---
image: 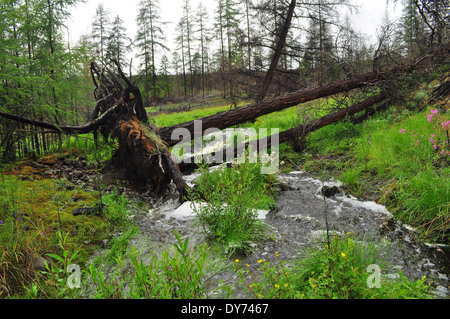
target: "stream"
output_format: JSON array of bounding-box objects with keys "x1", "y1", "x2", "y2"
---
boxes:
[{"x1": 101, "y1": 168, "x2": 450, "y2": 299}]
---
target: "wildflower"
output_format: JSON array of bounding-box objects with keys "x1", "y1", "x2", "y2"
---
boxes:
[
  {"x1": 235, "y1": 259, "x2": 239, "y2": 263},
  {"x1": 431, "y1": 109, "x2": 439, "y2": 114},
  {"x1": 275, "y1": 252, "x2": 279, "y2": 257},
  {"x1": 341, "y1": 252, "x2": 346, "y2": 258},
  {"x1": 275, "y1": 284, "x2": 280, "y2": 289},
  {"x1": 0, "y1": 221, "x2": 3, "y2": 225},
  {"x1": 284, "y1": 283, "x2": 288, "y2": 288},
  {"x1": 246, "y1": 264, "x2": 250, "y2": 267},
  {"x1": 442, "y1": 120, "x2": 450, "y2": 131},
  {"x1": 433, "y1": 145, "x2": 438, "y2": 150},
  {"x1": 257, "y1": 259, "x2": 263, "y2": 263},
  {"x1": 399, "y1": 129, "x2": 405, "y2": 134}
]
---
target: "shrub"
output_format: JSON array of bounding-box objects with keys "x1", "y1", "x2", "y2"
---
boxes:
[{"x1": 191, "y1": 162, "x2": 275, "y2": 254}]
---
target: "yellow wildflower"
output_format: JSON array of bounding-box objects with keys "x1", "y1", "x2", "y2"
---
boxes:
[
  {"x1": 275, "y1": 284, "x2": 280, "y2": 289},
  {"x1": 341, "y1": 253, "x2": 346, "y2": 258},
  {"x1": 235, "y1": 259, "x2": 239, "y2": 263},
  {"x1": 284, "y1": 283, "x2": 288, "y2": 288}
]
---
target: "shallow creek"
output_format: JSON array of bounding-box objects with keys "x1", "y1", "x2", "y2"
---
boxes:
[{"x1": 103, "y1": 169, "x2": 449, "y2": 299}]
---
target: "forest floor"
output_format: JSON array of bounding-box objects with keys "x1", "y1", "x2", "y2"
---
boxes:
[{"x1": 1, "y1": 69, "x2": 449, "y2": 299}]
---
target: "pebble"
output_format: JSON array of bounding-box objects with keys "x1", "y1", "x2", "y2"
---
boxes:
[
  {"x1": 101, "y1": 239, "x2": 110, "y2": 249},
  {"x1": 34, "y1": 256, "x2": 51, "y2": 271}
]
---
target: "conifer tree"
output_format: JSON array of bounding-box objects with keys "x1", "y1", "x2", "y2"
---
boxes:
[{"x1": 136, "y1": 0, "x2": 168, "y2": 106}]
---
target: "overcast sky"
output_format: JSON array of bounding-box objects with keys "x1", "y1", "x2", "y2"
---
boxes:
[{"x1": 64, "y1": 0, "x2": 403, "y2": 67}]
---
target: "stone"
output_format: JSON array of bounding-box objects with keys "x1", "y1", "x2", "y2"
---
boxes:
[
  {"x1": 321, "y1": 185, "x2": 341, "y2": 197},
  {"x1": 72, "y1": 207, "x2": 94, "y2": 216},
  {"x1": 34, "y1": 256, "x2": 51, "y2": 271},
  {"x1": 100, "y1": 239, "x2": 110, "y2": 249}
]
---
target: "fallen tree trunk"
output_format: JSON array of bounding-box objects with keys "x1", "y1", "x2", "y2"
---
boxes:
[
  {"x1": 113, "y1": 114, "x2": 187, "y2": 200},
  {"x1": 178, "y1": 93, "x2": 387, "y2": 174},
  {"x1": 0, "y1": 55, "x2": 432, "y2": 199},
  {"x1": 160, "y1": 72, "x2": 381, "y2": 146},
  {"x1": 159, "y1": 56, "x2": 432, "y2": 146}
]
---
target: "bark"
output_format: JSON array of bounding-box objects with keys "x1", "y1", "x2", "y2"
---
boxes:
[
  {"x1": 160, "y1": 71, "x2": 380, "y2": 145},
  {"x1": 113, "y1": 115, "x2": 187, "y2": 201},
  {"x1": 160, "y1": 55, "x2": 433, "y2": 146},
  {"x1": 256, "y1": 0, "x2": 296, "y2": 102}
]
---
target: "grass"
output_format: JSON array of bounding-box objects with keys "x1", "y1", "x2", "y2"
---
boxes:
[
  {"x1": 305, "y1": 106, "x2": 449, "y2": 243},
  {"x1": 1, "y1": 70, "x2": 447, "y2": 298},
  {"x1": 236, "y1": 233, "x2": 432, "y2": 299},
  {"x1": 153, "y1": 86, "x2": 449, "y2": 243},
  {"x1": 0, "y1": 154, "x2": 131, "y2": 298}
]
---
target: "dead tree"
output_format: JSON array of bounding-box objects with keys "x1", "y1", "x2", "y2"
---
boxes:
[
  {"x1": 178, "y1": 93, "x2": 387, "y2": 174},
  {"x1": 256, "y1": 0, "x2": 297, "y2": 103},
  {"x1": 0, "y1": 55, "x2": 436, "y2": 201}
]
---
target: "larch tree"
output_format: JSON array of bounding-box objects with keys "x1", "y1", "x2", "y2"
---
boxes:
[
  {"x1": 135, "y1": 0, "x2": 167, "y2": 106},
  {"x1": 91, "y1": 3, "x2": 111, "y2": 66},
  {"x1": 194, "y1": 1, "x2": 210, "y2": 98},
  {"x1": 106, "y1": 15, "x2": 131, "y2": 68}
]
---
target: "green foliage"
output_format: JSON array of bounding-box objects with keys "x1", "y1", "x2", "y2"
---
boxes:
[
  {"x1": 237, "y1": 234, "x2": 433, "y2": 299},
  {"x1": 25, "y1": 231, "x2": 82, "y2": 299},
  {"x1": 62, "y1": 134, "x2": 118, "y2": 164},
  {"x1": 0, "y1": 168, "x2": 131, "y2": 298},
  {"x1": 306, "y1": 102, "x2": 449, "y2": 243},
  {"x1": 87, "y1": 230, "x2": 231, "y2": 299},
  {"x1": 191, "y1": 162, "x2": 276, "y2": 254}
]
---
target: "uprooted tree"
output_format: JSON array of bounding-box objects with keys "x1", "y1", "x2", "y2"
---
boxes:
[{"x1": 0, "y1": 53, "x2": 442, "y2": 202}]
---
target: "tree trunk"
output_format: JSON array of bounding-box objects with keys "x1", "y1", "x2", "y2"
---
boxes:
[
  {"x1": 178, "y1": 93, "x2": 387, "y2": 174},
  {"x1": 256, "y1": 0, "x2": 296, "y2": 102},
  {"x1": 160, "y1": 70, "x2": 380, "y2": 145}
]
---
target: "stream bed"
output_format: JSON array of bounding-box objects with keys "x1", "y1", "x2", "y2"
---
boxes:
[{"x1": 106, "y1": 169, "x2": 450, "y2": 299}]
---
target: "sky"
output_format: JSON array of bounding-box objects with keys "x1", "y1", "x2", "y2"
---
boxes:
[{"x1": 64, "y1": 0, "x2": 403, "y2": 67}]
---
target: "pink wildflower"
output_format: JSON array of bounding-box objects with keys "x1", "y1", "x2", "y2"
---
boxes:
[
  {"x1": 431, "y1": 109, "x2": 439, "y2": 114},
  {"x1": 442, "y1": 121, "x2": 450, "y2": 131},
  {"x1": 399, "y1": 129, "x2": 405, "y2": 134}
]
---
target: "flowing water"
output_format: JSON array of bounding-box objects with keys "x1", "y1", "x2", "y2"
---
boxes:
[{"x1": 107, "y1": 168, "x2": 449, "y2": 299}]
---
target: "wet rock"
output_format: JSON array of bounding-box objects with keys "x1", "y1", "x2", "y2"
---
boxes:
[
  {"x1": 34, "y1": 256, "x2": 51, "y2": 271},
  {"x1": 72, "y1": 203, "x2": 107, "y2": 216},
  {"x1": 321, "y1": 185, "x2": 341, "y2": 197},
  {"x1": 434, "y1": 285, "x2": 448, "y2": 298},
  {"x1": 100, "y1": 239, "x2": 110, "y2": 249},
  {"x1": 72, "y1": 207, "x2": 94, "y2": 216}
]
